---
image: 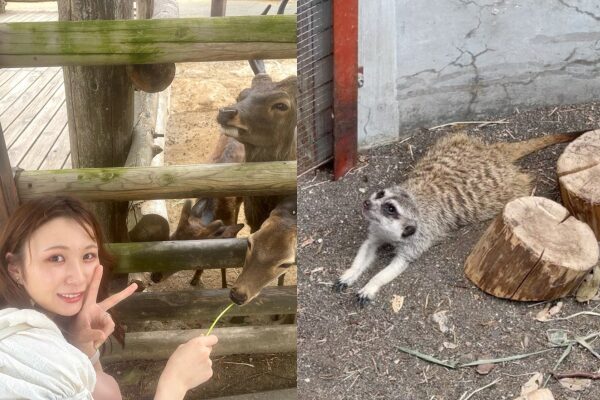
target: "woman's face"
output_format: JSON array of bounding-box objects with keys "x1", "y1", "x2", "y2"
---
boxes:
[{"x1": 12, "y1": 217, "x2": 99, "y2": 316}]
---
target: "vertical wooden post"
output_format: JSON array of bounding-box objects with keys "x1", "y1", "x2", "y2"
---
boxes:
[
  {"x1": 211, "y1": 0, "x2": 226, "y2": 17},
  {"x1": 0, "y1": 124, "x2": 19, "y2": 226},
  {"x1": 57, "y1": 0, "x2": 134, "y2": 242},
  {"x1": 332, "y1": 0, "x2": 358, "y2": 179}
]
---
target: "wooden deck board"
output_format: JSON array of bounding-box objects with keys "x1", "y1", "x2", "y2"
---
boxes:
[
  {"x1": 0, "y1": 67, "x2": 49, "y2": 115},
  {"x1": 0, "y1": 69, "x2": 20, "y2": 88},
  {"x1": 2, "y1": 72, "x2": 63, "y2": 149},
  {"x1": 39, "y1": 124, "x2": 70, "y2": 170},
  {"x1": 8, "y1": 82, "x2": 65, "y2": 167},
  {"x1": 0, "y1": 67, "x2": 60, "y2": 119},
  {"x1": 18, "y1": 100, "x2": 67, "y2": 170},
  {"x1": 0, "y1": 69, "x2": 32, "y2": 100}
]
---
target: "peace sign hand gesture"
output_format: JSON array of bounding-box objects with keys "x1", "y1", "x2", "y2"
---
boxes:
[{"x1": 67, "y1": 264, "x2": 137, "y2": 358}]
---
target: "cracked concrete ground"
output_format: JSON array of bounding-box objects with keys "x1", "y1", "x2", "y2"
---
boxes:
[{"x1": 298, "y1": 102, "x2": 600, "y2": 399}]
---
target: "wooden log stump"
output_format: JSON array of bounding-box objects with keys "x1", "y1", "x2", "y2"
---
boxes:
[
  {"x1": 464, "y1": 197, "x2": 599, "y2": 301},
  {"x1": 557, "y1": 129, "x2": 600, "y2": 240}
]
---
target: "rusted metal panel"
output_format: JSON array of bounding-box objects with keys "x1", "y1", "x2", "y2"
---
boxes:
[{"x1": 332, "y1": 0, "x2": 358, "y2": 179}]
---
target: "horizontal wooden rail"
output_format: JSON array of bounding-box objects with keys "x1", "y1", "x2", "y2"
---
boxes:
[
  {"x1": 211, "y1": 389, "x2": 296, "y2": 400},
  {"x1": 0, "y1": 16, "x2": 297, "y2": 67},
  {"x1": 115, "y1": 286, "x2": 297, "y2": 322},
  {"x1": 102, "y1": 325, "x2": 296, "y2": 362},
  {"x1": 108, "y1": 238, "x2": 247, "y2": 274},
  {"x1": 15, "y1": 161, "x2": 297, "y2": 202}
]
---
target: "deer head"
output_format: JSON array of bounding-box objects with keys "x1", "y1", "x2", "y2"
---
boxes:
[
  {"x1": 217, "y1": 74, "x2": 297, "y2": 163},
  {"x1": 230, "y1": 197, "x2": 296, "y2": 305}
]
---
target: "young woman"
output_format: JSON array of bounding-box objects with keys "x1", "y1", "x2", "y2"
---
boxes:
[{"x1": 0, "y1": 196, "x2": 217, "y2": 399}]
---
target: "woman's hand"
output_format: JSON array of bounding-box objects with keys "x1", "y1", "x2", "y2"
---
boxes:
[
  {"x1": 155, "y1": 335, "x2": 218, "y2": 400},
  {"x1": 68, "y1": 265, "x2": 137, "y2": 357}
]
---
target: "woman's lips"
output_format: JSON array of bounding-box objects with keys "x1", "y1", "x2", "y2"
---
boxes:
[{"x1": 57, "y1": 292, "x2": 84, "y2": 303}]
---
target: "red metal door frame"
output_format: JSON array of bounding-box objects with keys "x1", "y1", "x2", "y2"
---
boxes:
[{"x1": 332, "y1": 0, "x2": 358, "y2": 179}]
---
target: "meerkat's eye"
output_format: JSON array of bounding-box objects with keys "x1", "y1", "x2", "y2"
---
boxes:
[
  {"x1": 375, "y1": 190, "x2": 385, "y2": 199},
  {"x1": 384, "y1": 203, "x2": 396, "y2": 215},
  {"x1": 402, "y1": 225, "x2": 417, "y2": 237},
  {"x1": 272, "y1": 102, "x2": 289, "y2": 111}
]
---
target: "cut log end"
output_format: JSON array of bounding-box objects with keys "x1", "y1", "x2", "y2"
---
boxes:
[
  {"x1": 557, "y1": 129, "x2": 600, "y2": 240},
  {"x1": 126, "y1": 63, "x2": 176, "y2": 93},
  {"x1": 465, "y1": 196, "x2": 599, "y2": 301}
]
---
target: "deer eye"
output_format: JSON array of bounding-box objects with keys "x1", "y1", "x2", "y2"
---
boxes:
[
  {"x1": 272, "y1": 102, "x2": 289, "y2": 111},
  {"x1": 279, "y1": 262, "x2": 295, "y2": 269}
]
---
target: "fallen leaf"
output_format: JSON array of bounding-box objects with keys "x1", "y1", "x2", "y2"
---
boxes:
[
  {"x1": 521, "y1": 372, "x2": 543, "y2": 395},
  {"x1": 300, "y1": 237, "x2": 315, "y2": 248},
  {"x1": 558, "y1": 377, "x2": 592, "y2": 392},
  {"x1": 442, "y1": 341, "x2": 457, "y2": 349},
  {"x1": 576, "y1": 265, "x2": 600, "y2": 302},
  {"x1": 514, "y1": 388, "x2": 555, "y2": 400},
  {"x1": 535, "y1": 302, "x2": 563, "y2": 322},
  {"x1": 546, "y1": 329, "x2": 569, "y2": 347},
  {"x1": 476, "y1": 363, "x2": 495, "y2": 375},
  {"x1": 431, "y1": 310, "x2": 451, "y2": 333},
  {"x1": 391, "y1": 295, "x2": 405, "y2": 313}
]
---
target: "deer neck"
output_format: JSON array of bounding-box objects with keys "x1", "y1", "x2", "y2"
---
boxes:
[{"x1": 244, "y1": 131, "x2": 297, "y2": 162}]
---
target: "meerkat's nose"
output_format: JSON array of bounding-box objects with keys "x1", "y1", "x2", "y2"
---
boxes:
[{"x1": 363, "y1": 200, "x2": 371, "y2": 210}]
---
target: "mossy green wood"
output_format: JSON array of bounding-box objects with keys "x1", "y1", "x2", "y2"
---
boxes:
[
  {"x1": 15, "y1": 161, "x2": 297, "y2": 201},
  {"x1": 0, "y1": 15, "x2": 297, "y2": 67},
  {"x1": 114, "y1": 286, "x2": 297, "y2": 322},
  {"x1": 108, "y1": 238, "x2": 247, "y2": 274}
]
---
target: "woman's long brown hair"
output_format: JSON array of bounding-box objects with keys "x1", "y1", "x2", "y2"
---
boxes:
[{"x1": 0, "y1": 196, "x2": 115, "y2": 333}]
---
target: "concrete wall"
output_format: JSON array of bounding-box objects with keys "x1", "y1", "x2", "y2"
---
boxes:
[{"x1": 358, "y1": 0, "x2": 600, "y2": 148}]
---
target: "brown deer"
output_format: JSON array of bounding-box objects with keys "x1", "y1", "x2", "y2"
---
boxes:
[
  {"x1": 229, "y1": 196, "x2": 297, "y2": 305},
  {"x1": 217, "y1": 73, "x2": 297, "y2": 233},
  {"x1": 150, "y1": 199, "x2": 244, "y2": 285}
]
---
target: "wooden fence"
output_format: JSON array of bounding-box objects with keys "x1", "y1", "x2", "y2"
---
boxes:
[{"x1": 0, "y1": 2, "x2": 297, "y2": 368}]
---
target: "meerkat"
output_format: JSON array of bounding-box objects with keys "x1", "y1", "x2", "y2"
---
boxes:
[{"x1": 333, "y1": 131, "x2": 587, "y2": 307}]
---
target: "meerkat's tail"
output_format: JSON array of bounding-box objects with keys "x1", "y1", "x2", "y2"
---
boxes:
[{"x1": 498, "y1": 129, "x2": 592, "y2": 161}]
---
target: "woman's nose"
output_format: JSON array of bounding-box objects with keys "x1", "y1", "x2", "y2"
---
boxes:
[{"x1": 65, "y1": 260, "x2": 86, "y2": 284}]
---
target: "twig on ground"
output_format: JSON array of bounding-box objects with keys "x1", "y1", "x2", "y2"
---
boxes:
[
  {"x1": 552, "y1": 371, "x2": 600, "y2": 380},
  {"x1": 460, "y1": 348, "x2": 555, "y2": 367},
  {"x1": 395, "y1": 345, "x2": 458, "y2": 369},
  {"x1": 301, "y1": 180, "x2": 328, "y2": 191},
  {"x1": 458, "y1": 378, "x2": 501, "y2": 400},
  {"x1": 544, "y1": 311, "x2": 600, "y2": 322},
  {"x1": 428, "y1": 120, "x2": 508, "y2": 130}
]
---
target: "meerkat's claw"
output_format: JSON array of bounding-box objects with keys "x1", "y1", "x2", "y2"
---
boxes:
[
  {"x1": 332, "y1": 280, "x2": 348, "y2": 293},
  {"x1": 356, "y1": 293, "x2": 371, "y2": 308}
]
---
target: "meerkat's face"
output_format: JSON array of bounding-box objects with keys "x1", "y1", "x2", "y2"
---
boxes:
[{"x1": 362, "y1": 188, "x2": 418, "y2": 241}]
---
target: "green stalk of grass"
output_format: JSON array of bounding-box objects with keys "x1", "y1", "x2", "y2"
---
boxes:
[{"x1": 206, "y1": 302, "x2": 235, "y2": 336}]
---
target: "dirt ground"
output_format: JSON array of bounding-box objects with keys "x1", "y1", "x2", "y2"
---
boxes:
[
  {"x1": 297, "y1": 103, "x2": 600, "y2": 400},
  {"x1": 107, "y1": 58, "x2": 297, "y2": 399}
]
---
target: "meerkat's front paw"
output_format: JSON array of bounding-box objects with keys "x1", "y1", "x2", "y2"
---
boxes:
[
  {"x1": 332, "y1": 279, "x2": 348, "y2": 292},
  {"x1": 356, "y1": 286, "x2": 378, "y2": 307}
]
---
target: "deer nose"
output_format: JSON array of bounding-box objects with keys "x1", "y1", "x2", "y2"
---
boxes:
[
  {"x1": 230, "y1": 288, "x2": 248, "y2": 305},
  {"x1": 217, "y1": 108, "x2": 238, "y2": 124},
  {"x1": 363, "y1": 200, "x2": 371, "y2": 210}
]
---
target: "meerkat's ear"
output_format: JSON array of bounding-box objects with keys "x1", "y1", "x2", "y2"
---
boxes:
[{"x1": 402, "y1": 225, "x2": 417, "y2": 238}]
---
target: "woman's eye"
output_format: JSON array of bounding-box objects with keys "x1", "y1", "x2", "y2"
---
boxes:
[
  {"x1": 83, "y1": 253, "x2": 97, "y2": 262},
  {"x1": 49, "y1": 255, "x2": 65, "y2": 263},
  {"x1": 272, "y1": 102, "x2": 289, "y2": 111}
]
